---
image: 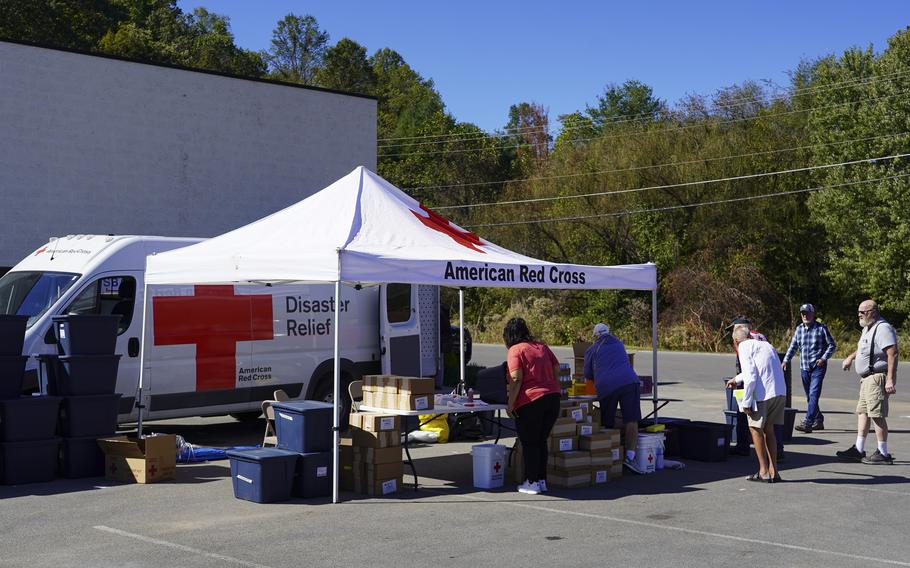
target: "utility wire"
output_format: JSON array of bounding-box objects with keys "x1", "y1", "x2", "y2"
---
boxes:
[
  {"x1": 377, "y1": 88, "x2": 910, "y2": 158},
  {"x1": 465, "y1": 173, "x2": 910, "y2": 228},
  {"x1": 435, "y1": 152, "x2": 910, "y2": 211},
  {"x1": 405, "y1": 131, "x2": 908, "y2": 192},
  {"x1": 377, "y1": 69, "x2": 910, "y2": 148}
]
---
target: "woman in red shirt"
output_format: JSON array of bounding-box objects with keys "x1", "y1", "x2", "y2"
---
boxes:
[{"x1": 504, "y1": 317, "x2": 561, "y2": 495}]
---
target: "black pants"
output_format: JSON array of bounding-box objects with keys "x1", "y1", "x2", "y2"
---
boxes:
[{"x1": 515, "y1": 393, "x2": 561, "y2": 483}]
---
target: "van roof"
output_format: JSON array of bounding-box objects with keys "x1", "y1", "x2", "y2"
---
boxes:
[{"x1": 9, "y1": 235, "x2": 203, "y2": 275}]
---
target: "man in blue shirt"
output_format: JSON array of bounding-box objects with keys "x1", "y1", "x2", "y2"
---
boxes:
[
  {"x1": 583, "y1": 323, "x2": 643, "y2": 473},
  {"x1": 782, "y1": 304, "x2": 836, "y2": 433}
]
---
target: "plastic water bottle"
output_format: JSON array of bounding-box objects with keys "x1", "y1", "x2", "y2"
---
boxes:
[
  {"x1": 655, "y1": 444, "x2": 665, "y2": 470},
  {"x1": 467, "y1": 388, "x2": 475, "y2": 405}
]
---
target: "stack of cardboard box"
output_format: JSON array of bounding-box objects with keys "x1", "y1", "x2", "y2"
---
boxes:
[
  {"x1": 343, "y1": 411, "x2": 403, "y2": 496},
  {"x1": 361, "y1": 375, "x2": 435, "y2": 412},
  {"x1": 580, "y1": 428, "x2": 623, "y2": 484}
]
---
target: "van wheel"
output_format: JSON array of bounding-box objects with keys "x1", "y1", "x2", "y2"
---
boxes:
[
  {"x1": 230, "y1": 412, "x2": 262, "y2": 422},
  {"x1": 312, "y1": 375, "x2": 352, "y2": 428}
]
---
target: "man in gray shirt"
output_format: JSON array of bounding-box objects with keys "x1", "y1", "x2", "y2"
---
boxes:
[{"x1": 837, "y1": 300, "x2": 898, "y2": 464}]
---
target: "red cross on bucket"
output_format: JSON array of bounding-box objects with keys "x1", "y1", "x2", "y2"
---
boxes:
[
  {"x1": 493, "y1": 461, "x2": 501, "y2": 473},
  {"x1": 647, "y1": 453, "x2": 654, "y2": 463},
  {"x1": 153, "y1": 285, "x2": 274, "y2": 391}
]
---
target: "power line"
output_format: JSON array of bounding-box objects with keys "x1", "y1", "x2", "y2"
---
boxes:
[
  {"x1": 465, "y1": 172, "x2": 910, "y2": 228},
  {"x1": 376, "y1": 69, "x2": 910, "y2": 148},
  {"x1": 434, "y1": 152, "x2": 910, "y2": 211},
  {"x1": 405, "y1": 131, "x2": 908, "y2": 192},
  {"x1": 377, "y1": 88, "x2": 910, "y2": 159}
]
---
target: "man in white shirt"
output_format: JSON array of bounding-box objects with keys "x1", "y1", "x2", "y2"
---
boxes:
[{"x1": 732, "y1": 326, "x2": 787, "y2": 482}]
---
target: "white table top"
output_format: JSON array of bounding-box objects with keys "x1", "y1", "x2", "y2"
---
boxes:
[{"x1": 359, "y1": 402, "x2": 507, "y2": 417}]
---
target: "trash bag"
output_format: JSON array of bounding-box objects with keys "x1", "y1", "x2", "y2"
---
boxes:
[{"x1": 418, "y1": 414, "x2": 449, "y2": 443}]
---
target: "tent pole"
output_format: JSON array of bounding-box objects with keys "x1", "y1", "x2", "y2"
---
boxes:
[
  {"x1": 651, "y1": 288, "x2": 658, "y2": 423},
  {"x1": 332, "y1": 257, "x2": 341, "y2": 504},
  {"x1": 458, "y1": 288, "x2": 465, "y2": 395},
  {"x1": 136, "y1": 280, "x2": 150, "y2": 438}
]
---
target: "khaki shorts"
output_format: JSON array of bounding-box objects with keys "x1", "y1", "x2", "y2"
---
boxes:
[
  {"x1": 857, "y1": 373, "x2": 889, "y2": 418},
  {"x1": 747, "y1": 395, "x2": 785, "y2": 429}
]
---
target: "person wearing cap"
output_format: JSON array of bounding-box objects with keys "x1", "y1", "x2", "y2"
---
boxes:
[
  {"x1": 782, "y1": 304, "x2": 836, "y2": 433},
  {"x1": 837, "y1": 300, "x2": 898, "y2": 465},
  {"x1": 732, "y1": 326, "x2": 786, "y2": 482},
  {"x1": 583, "y1": 323, "x2": 644, "y2": 473}
]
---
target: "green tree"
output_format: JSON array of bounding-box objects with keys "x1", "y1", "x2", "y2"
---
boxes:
[
  {"x1": 263, "y1": 14, "x2": 328, "y2": 84},
  {"x1": 315, "y1": 38, "x2": 376, "y2": 95},
  {"x1": 0, "y1": 0, "x2": 122, "y2": 50}
]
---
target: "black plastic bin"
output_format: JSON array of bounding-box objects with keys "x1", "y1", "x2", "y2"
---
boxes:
[
  {"x1": 0, "y1": 355, "x2": 27, "y2": 399},
  {"x1": 0, "y1": 396, "x2": 62, "y2": 441},
  {"x1": 782, "y1": 407, "x2": 797, "y2": 443},
  {"x1": 39, "y1": 354, "x2": 121, "y2": 396},
  {"x1": 60, "y1": 436, "x2": 106, "y2": 478},
  {"x1": 0, "y1": 438, "x2": 61, "y2": 484},
  {"x1": 676, "y1": 420, "x2": 734, "y2": 462},
  {"x1": 639, "y1": 417, "x2": 690, "y2": 457},
  {"x1": 0, "y1": 315, "x2": 28, "y2": 356},
  {"x1": 52, "y1": 315, "x2": 120, "y2": 356},
  {"x1": 59, "y1": 394, "x2": 121, "y2": 437},
  {"x1": 292, "y1": 451, "x2": 332, "y2": 499}
]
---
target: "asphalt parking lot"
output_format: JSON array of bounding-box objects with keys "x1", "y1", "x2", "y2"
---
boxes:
[{"x1": 1, "y1": 350, "x2": 908, "y2": 568}]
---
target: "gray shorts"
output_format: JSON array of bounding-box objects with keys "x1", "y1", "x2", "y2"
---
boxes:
[{"x1": 747, "y1": 395, "x2": 785, "y2": 429}]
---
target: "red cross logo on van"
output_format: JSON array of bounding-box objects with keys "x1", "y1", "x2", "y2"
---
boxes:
[{"x1": 153, "y1": 285, "x2": 274, "y2": 391}]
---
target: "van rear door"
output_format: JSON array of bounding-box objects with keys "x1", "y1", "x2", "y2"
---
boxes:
[{"x1": 380, "y1": 283, "x2": 421, "y2": 376}]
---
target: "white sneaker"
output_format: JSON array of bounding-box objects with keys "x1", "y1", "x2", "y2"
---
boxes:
[
  {"x1": 623, "y1": 456, "x2": 645, "y2": 475},
  {"x1": 517, "y1": 480, "x2": 541, "y2": 494},
  {"x1": 538, "y1": 480, "x2": 548, "y2": 493}
]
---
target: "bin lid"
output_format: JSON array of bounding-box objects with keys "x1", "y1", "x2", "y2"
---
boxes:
[
  {"x1": 271, "y1": 401, "x2": 333, "y2": 414},
  {"x1": 226, "y1": 448, "x2": 299, "y2": 462}
]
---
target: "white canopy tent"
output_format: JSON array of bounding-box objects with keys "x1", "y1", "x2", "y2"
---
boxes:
[{"x1": 141, "y1": 166, "x2": 658, "y2": 503}]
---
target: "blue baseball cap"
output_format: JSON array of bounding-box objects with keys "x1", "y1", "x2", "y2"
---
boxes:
[{"x1": 799, "y1": 304, "x2": 815, "y2": 314}]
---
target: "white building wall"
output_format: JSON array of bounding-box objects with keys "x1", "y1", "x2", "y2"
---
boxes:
[{"x1": 0, "y1": 40, "x2": 377, "y2": 267}]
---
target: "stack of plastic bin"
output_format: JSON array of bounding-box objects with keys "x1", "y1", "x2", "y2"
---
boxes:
[
  {"x1": 273, "y1": 401, "x2": 334, "y2": 499},
  {"x1": 50, "y1": 315, "x2": 122, "y2": 478},
  {"x1": 0, "y1": 315, "x2": 62, "y2": 484}
]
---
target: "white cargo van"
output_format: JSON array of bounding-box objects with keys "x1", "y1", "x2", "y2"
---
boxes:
[{"x1": 0, "y1": 235, "x2": 444, "y2": 423}]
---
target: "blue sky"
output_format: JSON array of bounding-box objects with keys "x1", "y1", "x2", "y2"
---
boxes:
[{"x1": 178, "y1": 1, "x2": 908, "y2": 133}]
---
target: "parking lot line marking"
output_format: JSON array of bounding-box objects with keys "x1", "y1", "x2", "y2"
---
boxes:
[
  {"x1": 93, "y1": 525, "x2": 275, "y2": 568},
  {"x1": 455, "y1": 495, "x2": 910, "y2": 566}
]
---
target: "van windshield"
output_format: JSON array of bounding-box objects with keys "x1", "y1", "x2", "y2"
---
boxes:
[{"x1": 0, "y1": 271, "x2": 80, "y2": 328}]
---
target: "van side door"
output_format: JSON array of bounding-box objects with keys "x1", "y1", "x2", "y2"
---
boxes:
[{"x1": 380, "y1": 283, "x2": 421, "y2": 376}]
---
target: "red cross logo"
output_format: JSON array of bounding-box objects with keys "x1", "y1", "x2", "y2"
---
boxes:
[
  {"x1": 493, "y1": 461, "x2": 502, "y2": 473},
  {"x1": 149, "y1": 464, "x2": 158, "y2": 477},
  {"x1": 154, "y1": 285, "x2": 274, "y2": 391},
  {"x1": 411, "y1": 203, "x2": 486, "y2": 253},
  {"x1": 33, "y1": 246, "x2": 47, "y2": 256},
  {"x1": 647, "y1": 453, "x2": 654, "y2": 463}
]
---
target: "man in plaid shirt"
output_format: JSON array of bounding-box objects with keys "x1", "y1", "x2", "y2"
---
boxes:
[{"x1": 782, "y1": 303, "x2": 836, "y2": 433}]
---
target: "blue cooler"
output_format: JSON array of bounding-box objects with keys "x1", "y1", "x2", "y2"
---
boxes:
[
  {"x1": 293, "y1": 451, "x2": 332, "y2": 499},
  {"x1": 52, "y1": 315, "x2": 119, "y2": 356},
  {"x1": 226, "y1": 448, "x2": 298, "y2": 503},
  {"x1": 0, "y1": 438, "x2": 61, "y2": 484},
  {"x1": 271, "y1": 401, "x2": 333, "y2": 453},
  {"x1": 60, "y1": 436, "x2": 106, "y2": 478},
  {"x1": 59, "y1": 394, "x2": 121, "y2": 437},
  {"x1": 0, "y1": 396, "x2": 62, "y2": 441}
]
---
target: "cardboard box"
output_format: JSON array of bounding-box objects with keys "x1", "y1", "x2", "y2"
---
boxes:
[
  {"x1": 398, "y1": 393, "x2": 433, "y2": 412},
  {"x1": 548, "y1": 470, "x2": 590, "y2": 489},
  {"x1": 562, "y1": 406, "x2": 585, "y2": 422},
  {"x1": 607, "y1": 463, "x2": 623, "y2": 479},
  {"x1": 364, "y1": 460, "x2": 404, "y2": 482},
  {"x1": 97, "y1": 435, "x2": 176, "y2": 484},
  {"x1": 351, "y1": 427, "x2": 400, "y2": 448},
  {"x1": 548, "y1": 435, "x2": 576, "y2": 453},
  {"x1": 396, "y1": 376, "x2": 435, "y2": 396},
  {"x1": 349, "y1": 412, "x2": 400, "y2": 432},
  {"x1": 549, "y1": 450, "x2": 591, "y2": 471},
  {"x1": 355, "y1": 471, "x2": 402, "y2": 496},
  {"x1": 579, "y1": 429, "x2": 620, "y2": 451},
  {"x1": 551, "y1": 418, "x2": 578, "y2": 436},
  {"x1": 353, "y1": 445, "x2": 402, "y2": 464},
  {"x1": 591, "y1": 468, "x2": 609, "y2": 484},
  {"x1": 589, "y1": 450, "x2": 617, "y2": 467}
]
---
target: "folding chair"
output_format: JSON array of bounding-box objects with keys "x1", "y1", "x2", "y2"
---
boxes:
[
  {"x1": 261, "y1": 400, "x2": 278, "y2": 447},
  {"x1": 348, "y1": 380, "x2": 363, "y2": 412},
  {"x1": 273, "y1": 389, "x2": 290, "y2": 402}
]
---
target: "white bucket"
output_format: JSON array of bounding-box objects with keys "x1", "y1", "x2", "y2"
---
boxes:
[
  {"x1": 472, "y1": 443, "x2": 506, "y2": 489},
  {"x1": 636, "y1": 433, "x2": 665, "y2": 474}
]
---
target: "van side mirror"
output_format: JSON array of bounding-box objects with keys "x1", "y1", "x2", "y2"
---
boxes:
[{"x1": 44, "y1": 326, "x2": 57, "y2": 345}]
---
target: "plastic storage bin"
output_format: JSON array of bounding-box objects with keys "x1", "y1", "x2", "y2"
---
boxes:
[
  {"x1": 227, "y1": 448, "x2": 298, "y2": 503},
  {"x1": 472, "y1": 443, "x2": 506, "y2": 489},
  {"x1": 52, "y1": 315, "x2": 120, "y2": 356},
  {"x1": 0, "y1": 396, "x2": 62, "y2": 441},
  {"x1": 676, "y1": 420, "x2": 734, "y2": 462},
  {"x1": 0, "y1": 438, "x2": 61, "y2": 484},
  {"x1": 271, "y1": 401, "x2": 333, "y2": 453},
  {"x1": 782, "y1": 407, "x2": 797, "y2": 443},
  {"x1": 40, "y1": 354, "x2": 121, "y2": 396},
  {"x1": 59, "y1": 394, "x2": 121, "y2": 437},
  {"x1": 0, "y1": 315, "x2": 28, "y2": 356},
  {"x1": 60, "y1": 435, "x2": 106, "y2": 478},
  {"x1": 292, "y1": 451, "x2": 332, "y2": 498},
  {"x1": 0, "y1": 355, "x2": 27, "y2": 399}
]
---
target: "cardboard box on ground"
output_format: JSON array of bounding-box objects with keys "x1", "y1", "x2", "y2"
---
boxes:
[
  {"x1": 361, "y1": 375, "x2": 435, "y2": 411},
  {"x1": 342, "y1": 410, "x2": 404, "y2": 496},
  {"x1": 511, "y1": 425, "x2": 623, "y2": 487},
  {"x1": 96, "y1": 434, "x2": 176, "y2": 484}
]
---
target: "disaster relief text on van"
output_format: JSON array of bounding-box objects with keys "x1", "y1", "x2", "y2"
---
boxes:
[{"x1": 0, "y1": 235, "x2": 444, "y2": 423}]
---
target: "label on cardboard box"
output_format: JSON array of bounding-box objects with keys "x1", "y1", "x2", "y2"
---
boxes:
[
  {"x1": 316, "y1": 467, "x2": 327, "y2": 477},
  {"x1": 414, "y1": 395, "x2": 430, "y2": 411},
  {"x1": 381, "y1": 478, "x2": 398, "y2": 495},
  {"x1": 593, "y1": 470, "x2": 608, "y2": 483},
  {"x1": 578, "y1": 424, "x2": 593, "y2": 436},
  {"x1": 380, "y1": 416, "x2": 396, "y2": 430},
  {"x1": 571, "y1": 408, "x2": 584, "y2": 422},
  {"x1": 612, "y1": 448, "x2": 620, "y2": 461},
  {"x1": 559, "y1": 438, "x2": 573, "y2": 452}
]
